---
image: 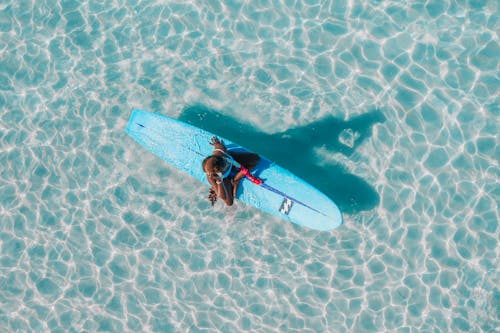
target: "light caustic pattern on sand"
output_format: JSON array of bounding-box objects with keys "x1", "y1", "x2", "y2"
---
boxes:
[{"x1": 0, "y1": 0, "x2": 498, "y2": 332}]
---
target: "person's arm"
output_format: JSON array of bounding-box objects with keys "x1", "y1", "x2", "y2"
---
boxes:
[
  {"x1": 232, "y1": 171, "x2": 245, "y2": 197},
  {"x1": 206, "y1": 174, "x2": 233, "y2": 205},
  {"x1": 218, "y1": 181, "x2": 232, "y2": 205}
]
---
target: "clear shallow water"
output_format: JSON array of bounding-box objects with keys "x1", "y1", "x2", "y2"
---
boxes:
[{"x1": 0, "y1": 0, "x2": 498, "y2": 332}]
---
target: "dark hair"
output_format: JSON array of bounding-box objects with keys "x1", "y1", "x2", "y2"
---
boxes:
[{"x1": 202, "y1": 155, "x2": 225, "y2": 172}]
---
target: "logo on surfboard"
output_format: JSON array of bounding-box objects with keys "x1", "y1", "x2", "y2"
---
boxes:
[{"x1": 279, "y1": 198, "x2": 294, "y2": 215}]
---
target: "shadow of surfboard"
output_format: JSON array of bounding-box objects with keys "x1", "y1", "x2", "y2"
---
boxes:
[{"x1": 179, "y1": 105, "x2": 385, "y2": 214}]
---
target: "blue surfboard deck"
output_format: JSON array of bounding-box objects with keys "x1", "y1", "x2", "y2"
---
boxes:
[{"x1": 126, "y1": 110, "x2": 342, "y2": 231}]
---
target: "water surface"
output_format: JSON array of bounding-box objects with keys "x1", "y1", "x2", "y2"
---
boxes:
[{"x1": 0, "y1": 0, "x2": 498, "y2": 332}]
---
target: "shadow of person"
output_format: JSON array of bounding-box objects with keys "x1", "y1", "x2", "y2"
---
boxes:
[{"x1": 179, "y1": 105, "x2": 385, "y2": 214}]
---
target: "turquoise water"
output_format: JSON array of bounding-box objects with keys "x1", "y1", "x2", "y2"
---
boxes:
[{"x1": 0, "y1": 0, "x2": 498, "y2": 332}]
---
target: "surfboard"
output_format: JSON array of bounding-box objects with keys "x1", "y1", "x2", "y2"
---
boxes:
[{"x1": 126, "y1": 110, "x2": 342, "y2": 231}]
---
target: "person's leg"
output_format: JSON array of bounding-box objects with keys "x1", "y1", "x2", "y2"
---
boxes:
[
  {"x1": 228, "y1": 152, "x2": 261, "y2": 197},
  {"x1": 230, "y1": 152, "x2": 260, "y2": 170}
]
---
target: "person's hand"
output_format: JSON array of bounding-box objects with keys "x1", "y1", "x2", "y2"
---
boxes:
[
  {"x1": 207, "y1": 171, "x2": 222, "y2": 183},
  {"x1": 211, "y1": 174, "x2": 222, "y2": 184},
  {"x1": 208, "y1": 188, "x2": 217, "y2": 206},
  {"x1": 210, "y1": 136, "x2": 225, "y2": 150}
]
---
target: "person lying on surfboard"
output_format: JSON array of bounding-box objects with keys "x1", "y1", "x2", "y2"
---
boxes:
[{"x1": 202, "y1": 136, "x2": 261, "y2": 206}]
